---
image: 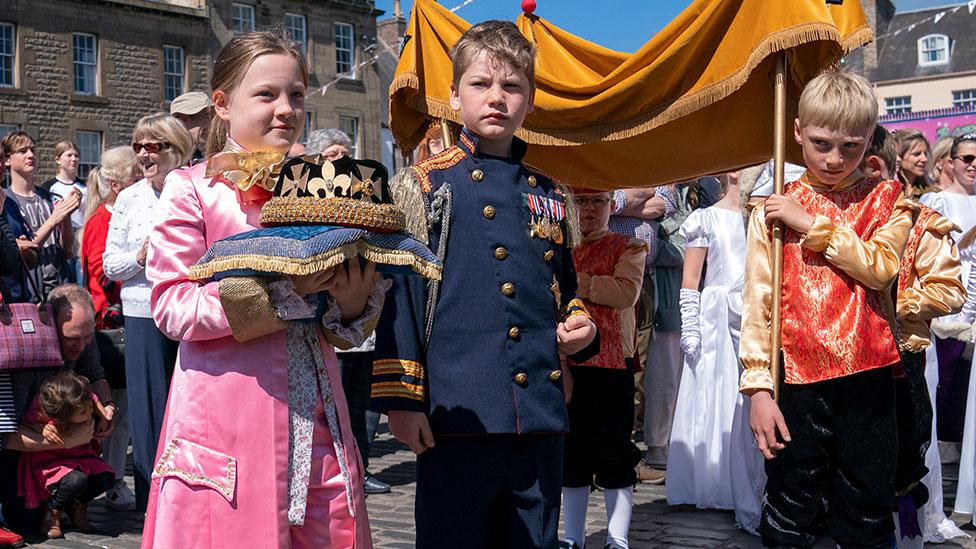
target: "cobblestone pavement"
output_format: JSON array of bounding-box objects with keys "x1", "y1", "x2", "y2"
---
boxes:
[{"x1": 20, "y1": 423, "x2": 976, "y2": 548}]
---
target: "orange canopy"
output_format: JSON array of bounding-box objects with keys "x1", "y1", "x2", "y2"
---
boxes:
[{"x1": 389, "y1": 0, "x2": 873, "y2": 189}]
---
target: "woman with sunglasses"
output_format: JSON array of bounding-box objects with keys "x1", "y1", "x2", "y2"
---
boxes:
[{"x1": 103, "y1": 112, "x2": 192, "y2": 511}]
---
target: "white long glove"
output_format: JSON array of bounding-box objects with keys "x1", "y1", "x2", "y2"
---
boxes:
[{"x1": 679, "y1": 288, "x2": 702, "y2": 362}]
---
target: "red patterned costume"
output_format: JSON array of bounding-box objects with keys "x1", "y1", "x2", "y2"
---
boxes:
[
  {"x1": 738, "y1": 170, "x2": 914, "y2": 548},
  {"x1": 563, "y1": 227, "x2": 647, "y2": 491}
]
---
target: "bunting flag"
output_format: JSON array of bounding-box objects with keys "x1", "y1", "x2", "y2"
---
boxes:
[
  {"x1": 391, "y1": 0, "x2": 872, "y2": 188},
  {"x1": 933, "y1": 11, "x2": 946, "y2": 24}
]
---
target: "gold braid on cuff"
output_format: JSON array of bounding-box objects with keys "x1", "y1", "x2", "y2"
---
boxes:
[
  {"x1": 218, "y1": 276, "x2": 287, "y2": 342},
  {"x1": 561, "y1": 298, "x2": 591, "y2": 322}
]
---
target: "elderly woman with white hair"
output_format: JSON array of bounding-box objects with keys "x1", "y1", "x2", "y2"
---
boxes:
[
  {"x1": 305, "y1": 127, "x2": 354, "y2": 160},
  {"x1": 103, "y1": 112, "x2": 192, "y2": 511}
]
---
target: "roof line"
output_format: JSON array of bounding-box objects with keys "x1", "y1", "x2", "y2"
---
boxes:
[{"x1": 895, "y1": 2, "x2": 967, "y2": 16}]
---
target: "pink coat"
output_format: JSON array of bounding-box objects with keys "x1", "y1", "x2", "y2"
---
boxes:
[{"x1": 142, "y1": 161, "x2": 370, "y2": 549}]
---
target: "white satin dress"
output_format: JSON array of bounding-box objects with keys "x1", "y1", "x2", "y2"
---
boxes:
[
  {"x1": 916, "y1": 191, "x2": 976, "y2": 543},
  {"x1": 667, "y1": 207, "x2": 762, "y2": 523}
]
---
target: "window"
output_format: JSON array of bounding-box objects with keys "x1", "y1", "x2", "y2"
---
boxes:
[
  {"x1": 953, "y1": 89, "x2": 976, "y2": 110},
  {"x1": 338, "y1": 115, "x2": 359, "y2": 158},
  {"x1": 304, "y1": 111, "x2": 315, "y2": 142},
  {"x1": 0, "y1": 23, "x2": 14, "y2": 87},
  {"x1": 163, "y1": 46, "x2": 184, "y2": 102},
  {"x1": 232, "y1": 3, "x2": 255, "y2": 34},
  {"x1": 0, "y1": 123, "x2": 18, "y2": 187},
  {"x1": 285, "y1": 13, "x2": 307, "y2": 54},
  {"x1": 75, "y1": 130, "x2": 101, "y2": 180},
  {"x1": 918, "y1": 34, "x2": 950, "y2": 67},
  {"x1": 885, "y1": 96, "x2": 912, "y2": 115},
  {"x1": 335, "y1": 22, "x2": 355, "y2": 76},
  {"x1": 73, "y1": 33, "x2": 97, "y2": 95}
]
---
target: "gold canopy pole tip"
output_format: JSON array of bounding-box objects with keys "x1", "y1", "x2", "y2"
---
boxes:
[
  {"x1": 440, "y1": 118, "x2": 454, "y2": 148},
  {"x1": 770, "y1": 52, "x2": 787, "y2": 403}
]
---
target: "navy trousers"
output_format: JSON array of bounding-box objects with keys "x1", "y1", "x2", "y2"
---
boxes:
[
  {"x1": 416, "y1": 434, "x2": 563, "y2": 549},
  {"x1": 123, "y1": 316, "x2": 178, "y2": 511}
]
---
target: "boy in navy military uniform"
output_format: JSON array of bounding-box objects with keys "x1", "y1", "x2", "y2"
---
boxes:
[{"x1": 372, "y1": 20, "x2": 599, "y2": 548}]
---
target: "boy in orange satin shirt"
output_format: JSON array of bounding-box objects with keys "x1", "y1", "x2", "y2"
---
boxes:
[{"x1": 738, "y1": 69, "x2": 913, "y2": 548}]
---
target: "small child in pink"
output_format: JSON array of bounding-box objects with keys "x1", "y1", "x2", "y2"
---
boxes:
[{"x1": 17, "y1": 372, "x2": 114, "y2": 538}]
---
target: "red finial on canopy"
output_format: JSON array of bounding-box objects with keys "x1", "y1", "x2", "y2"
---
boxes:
[{"x1": 521, "y1": 0, "x2": 536, "y2": 15}]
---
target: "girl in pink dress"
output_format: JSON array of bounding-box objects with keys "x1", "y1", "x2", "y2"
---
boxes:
[
  {"x1": 17, "y1": 372, "x2": 115, "y2": 539},
  {"x1": 142, "y1": 31, "x2": 382, "y2": 548}
]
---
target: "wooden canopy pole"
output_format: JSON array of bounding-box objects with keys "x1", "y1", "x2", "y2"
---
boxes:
[
  {"x1": 770, "y1": 52, "x2": 787, "y2": 402},
  {"x1": 440, "y1": 118, "x2": 454, "y2": 148}
]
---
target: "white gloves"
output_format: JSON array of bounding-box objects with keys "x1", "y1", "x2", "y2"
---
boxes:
[{"x1": 679, "y1": 288, "x2": 702, "y2": 362}]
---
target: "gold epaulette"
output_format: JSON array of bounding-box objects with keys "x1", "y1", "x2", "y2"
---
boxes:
[
  {"x1": 554, "y1": 182, "x2": 582, "y2": 248},
  {"x1": 388, "y1": 168, "x2": 430, "y2": 244},
  {"x1": 410, "y1": 145, "x2": 468, "y2": 193}
]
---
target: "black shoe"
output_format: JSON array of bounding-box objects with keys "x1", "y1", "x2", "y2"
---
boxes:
[{"x1": 363, "y1": 475, "x2": 391, "y2": 494}]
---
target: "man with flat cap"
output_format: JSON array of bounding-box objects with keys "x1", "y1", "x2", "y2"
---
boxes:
[{"x1": 169, "y1": 91, "x2": 212, "y2": 162}]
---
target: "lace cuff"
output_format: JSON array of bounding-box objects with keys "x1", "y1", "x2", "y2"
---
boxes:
[
  {"x1": 268, "y1": 279, "x2": 318, "y2": 321},
  {"x1": 321, "y1": 278, "x2": 393, "y2": 350}
]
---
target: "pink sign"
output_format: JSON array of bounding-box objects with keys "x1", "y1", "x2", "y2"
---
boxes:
[{"x1": 879, "y1": 107, "x2": 976, "y2": 143}]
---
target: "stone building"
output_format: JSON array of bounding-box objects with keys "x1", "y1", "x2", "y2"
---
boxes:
[{"x1": 0, "y1": 0, "x2": 384, "y2": 181}]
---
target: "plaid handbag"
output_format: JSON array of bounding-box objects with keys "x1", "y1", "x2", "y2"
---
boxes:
[{"x1": 0, "y1": 254, "x2": 62, "y2": 371}]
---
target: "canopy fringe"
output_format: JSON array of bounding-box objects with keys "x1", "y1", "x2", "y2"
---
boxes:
[{"x1": 391, "y1": 22, "x2": 872, "y2": 151}]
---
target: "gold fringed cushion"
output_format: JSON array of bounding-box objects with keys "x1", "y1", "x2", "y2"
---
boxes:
[
  {"x1": 190, "y1": 225, "x2": 442, "y2": 281},
  {"x1": 260, "y1": 197, "x2": 406, "y2": 232}
]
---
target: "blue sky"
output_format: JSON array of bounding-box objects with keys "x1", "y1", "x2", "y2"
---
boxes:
[{"x1": 374, "y1": 0, "x2": 963, "y2": 52}]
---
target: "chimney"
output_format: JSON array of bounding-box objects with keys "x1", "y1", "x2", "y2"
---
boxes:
[
  {"x1": 860, "y1": 0, "x2": 895, "y2": 72},
  {"x1": 378, "y1": 0, "x2": 408, "y2": 56}
]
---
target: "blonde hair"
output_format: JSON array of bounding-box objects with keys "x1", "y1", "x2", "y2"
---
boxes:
[
  {"x1": 53, "y1": 140, "x2": 78, "y2": 161},
  {"x1": 206, "y1": 30, "x2": 309, "y2": 157},
  {"x1": 83, "y1": 146, "x2": 137, "y2": 223},
  {"x1": 798, "y1": 68, "x2": 877, "y2": 134},
  {"x1": 132, "y1": 112, "x2": 193, "y2": 168},
  {"x1": 929, "y1": 135, "x2": 955, "y2": 182},
  {"x1": 450, "y1": 20, "x2": 536, "y2": 89}
]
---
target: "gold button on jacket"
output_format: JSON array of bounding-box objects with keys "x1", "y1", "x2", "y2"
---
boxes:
[
  {"x1": 494, "y1": 247, "x2": 508, "y2": 260},
  {"x1": 501, "y1": 282, "x2": 515, "y2": 296},
  {"x1": 471, "y1": 169, "x2": 484, "y2": 182},
  {"x1": 548, "y1": 370, "x2": 562, "y2": 381},
  {"x1": 483, "y1": 205, "x2": 496, "y2": 219},
  {"x1": 514, "y1": 372, "x2": 528, "y2": 384},
  {"x1": 508, "y1": 326, "x2": 520, "y2": 339},
  {"x1": 527, "y1": 175, "x2": 537, "y2": 187}
]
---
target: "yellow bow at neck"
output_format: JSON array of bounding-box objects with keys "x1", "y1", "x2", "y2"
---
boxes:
[{"x1": 205, "y1": 149, "x2": 288, "y2": 193}]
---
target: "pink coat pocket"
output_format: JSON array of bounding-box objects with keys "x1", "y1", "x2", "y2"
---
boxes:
[{"x1": 153, "y1": 438, "x2": 237, "y2": 502}]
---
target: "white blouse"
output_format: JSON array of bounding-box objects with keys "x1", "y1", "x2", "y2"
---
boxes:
[{"x1": 103, "y1": 179, "x2": 162, "y2": 318}]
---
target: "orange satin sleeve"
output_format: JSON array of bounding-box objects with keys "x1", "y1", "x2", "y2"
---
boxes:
[
  {"x1": 738, "y1": 203, "x2": 775, "y2": 394},
  {"x1": 800, "y1": 194, "x2": 914, "y2": 291}
]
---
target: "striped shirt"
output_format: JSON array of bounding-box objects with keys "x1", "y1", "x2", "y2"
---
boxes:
[{"x1": 0, "y1": 373, "x2": 17, "y2": 433}]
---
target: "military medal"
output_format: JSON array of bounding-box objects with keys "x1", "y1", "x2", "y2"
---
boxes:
[
  {"x1": 551, "y1": 222, "x2": 563, "y2": 245},
  {"x1": 523, "y1": 193, "x2": 567, "y2": 243}
]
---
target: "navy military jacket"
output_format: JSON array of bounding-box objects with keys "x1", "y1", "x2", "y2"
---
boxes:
[{"x1": 372, "y1": 129, "x2": 598, "y2": 435}]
